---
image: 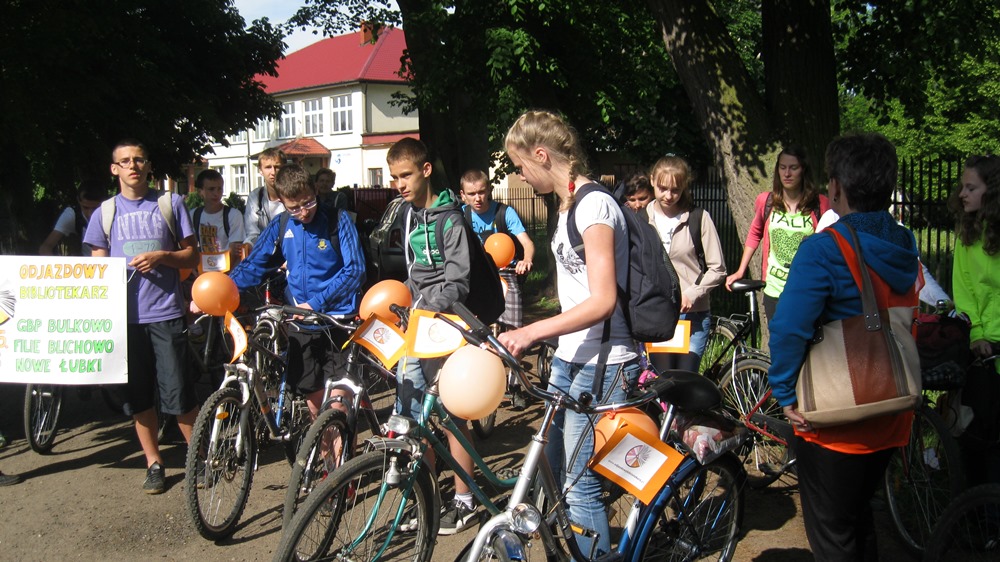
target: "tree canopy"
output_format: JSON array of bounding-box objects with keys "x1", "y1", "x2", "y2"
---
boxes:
[{"x1": 0, "y1": 0, "x2": 283, "y2": 251}]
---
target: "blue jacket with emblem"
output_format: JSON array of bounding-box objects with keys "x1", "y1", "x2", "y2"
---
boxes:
[{"x1": 230, "y1": 208, "x2": 366, "y2": 315}]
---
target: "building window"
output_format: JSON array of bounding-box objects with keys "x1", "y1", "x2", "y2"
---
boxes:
[
  {"x1": 368, "y1": 168, "x2": 383, "y2": 188},
  {"x1": 228, "y1": 131, "x2": 247, "y2": 144},
  {"x1": 233, "y1": 164, "x2": 248, "y2": 195},
  {"x1": 280, "y1": 102, "x2": 297, "y2": 138},
  {"x1": 331, "y1": 94, "x2": 353, "y2": 133},
  {"x1": 304, "y1": 98, "x2": 323, "y2": 136},
  {"x1": 254, "y1": 119, "x2": 273, "y2": 141}
]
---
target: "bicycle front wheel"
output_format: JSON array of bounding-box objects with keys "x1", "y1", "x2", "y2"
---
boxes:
[
  {"x1": 884, "y1": 403, "x2": 965, "y2": 555},
  {"x1": 718, "y1": 358, "x2": 789, "y2": 488},
  {"x1": 275, "y1": 448, "x2": 439, "y2": 562},
  {"x1": 185, "y1": 386, "x2": 257, "y2": 540},
  {"x1": 924, "y1": 483, "x2": 1000, "y2": 561},
  {"x1": 472, "y1": 410, "x2": 497, "y2": 439},
  {"x1": 636, "y1": 454, "x2": 745, "y2": 561},
  {"x1": 24, "y1": 384, "x2": 63, "y2": 454},
  {"x1": 283, "y1": 408, "x2": 352, "y2": 529}
]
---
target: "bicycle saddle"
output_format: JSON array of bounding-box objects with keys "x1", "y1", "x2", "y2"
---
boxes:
[
  {"x1": 647, "y1": 370, "x2": 722, "y2": 412},
  {"x1": 729, "y1": 279, "x2": 766, "y2": 293}
]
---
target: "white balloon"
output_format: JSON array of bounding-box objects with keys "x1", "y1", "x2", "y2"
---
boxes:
[{"x1": 439, "y1": 346, "x2": 506, "y2": 420}]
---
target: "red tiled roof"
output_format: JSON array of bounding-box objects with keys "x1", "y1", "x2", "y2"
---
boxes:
[
  {"x1": 260, "y1": 27, "x2": 407, "y2": 94},
  {"x1": 277, "y1": 137, "x2": 330, "y2": 157},
  {"x1": 362, "y1": 132, "x2": 420, "y2": 146}
]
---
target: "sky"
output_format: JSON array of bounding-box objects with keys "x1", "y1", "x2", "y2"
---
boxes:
[{"x1": 232, "y1": 0, "x2": 324, "y2": 54}]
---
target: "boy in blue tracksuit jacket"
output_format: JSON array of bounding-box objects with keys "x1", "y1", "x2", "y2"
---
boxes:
[{"x1": 228, "y1": 164, "x2": 366, "y2": 414}]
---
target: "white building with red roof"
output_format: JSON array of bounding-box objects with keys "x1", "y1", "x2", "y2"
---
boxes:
[{"x1": 203, "y1": 26, "x2": 417, "y2": 196}]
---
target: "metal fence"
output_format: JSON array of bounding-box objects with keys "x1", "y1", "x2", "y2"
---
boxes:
[{"x1": 493, "y1": 159, "x2": 962, "y2": 317}]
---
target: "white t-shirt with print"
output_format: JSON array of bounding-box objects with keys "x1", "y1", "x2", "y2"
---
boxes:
[
  {"x1": 652, "y1": 212, "x2": 681, "y2": 254},
  {"x1": 192, "y1": 207, "x2": 246, "y2": 252},
  {"x1": 551, "y1": 190, "x2": 637, "y2": 364}
]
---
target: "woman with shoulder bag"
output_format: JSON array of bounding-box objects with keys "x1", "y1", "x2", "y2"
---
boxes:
[{"x1": 767, "y1": 133, "x2": 921, "y2": 561}]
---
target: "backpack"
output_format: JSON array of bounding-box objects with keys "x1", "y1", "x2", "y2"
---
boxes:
[
  {"x1": 567, "y1": 182, "x2": 682, "y2": 342},
  {"x1": 432, "y1": 208, "x2": 506, "y2": 326},
  {"x1": 100, "y1": 189, "x2": 179, "y2": 248},
  {"x1": 192, "y1": 206, "x2": 232, "y2": 243},
  {"x1": 464, "y1": 203, "x2": 525, "y2": 261}
]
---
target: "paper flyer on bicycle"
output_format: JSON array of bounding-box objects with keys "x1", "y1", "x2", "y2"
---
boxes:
[
  {"x1": 350, "y1": 313, "x2": 406, "y2": 368},
  {"x1": 644, "y1": 319, "x2": 691, "y2": 355},
  {"x1": 403, "y1": 309, "x2": 468, "y2": 359},
  {"x1": 590, "y1": 420, "x2": 685, "y2": 504},
  {"x1": 223, "y1": 310, "x2": 247, "y2": 363},
  {"x1": 0, "y1": 256, "x2": 128, "y2": 385}
]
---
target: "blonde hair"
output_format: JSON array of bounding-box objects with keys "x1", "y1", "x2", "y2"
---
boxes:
[
  {"x1": 505, "y1": 110, "x2": 589, "y2": 210},
  {"x1": 649, "y1": 155, "x2": 695, "y2": 211}
]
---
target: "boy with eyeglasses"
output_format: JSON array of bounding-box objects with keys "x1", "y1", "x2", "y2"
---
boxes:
[
  {"x1": 83, "y1": 139, "x2": 201, "y2": 495},
  {"x1": 225, "y1": 163, "x2": 367, "y2": 416}
]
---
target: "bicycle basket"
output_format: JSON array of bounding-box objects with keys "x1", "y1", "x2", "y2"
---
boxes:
[{"x1": 670, "y1": 411, "x2": 745, "y2": 465}]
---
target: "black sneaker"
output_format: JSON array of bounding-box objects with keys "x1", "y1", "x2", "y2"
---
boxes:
[
  {"x1": 0, "y1": 471, "x2": 23, "y2": 486},
  {"x1": 438, "y1": 498, "x2": 477, "y2": 536},
  {"x1": 143, "y1": 462, "x2": 166, "y2": 495}
]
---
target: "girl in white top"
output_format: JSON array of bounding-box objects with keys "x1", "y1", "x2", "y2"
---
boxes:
[{"x1": 498, "y1": 110, "x2": 639, "y2": 557}]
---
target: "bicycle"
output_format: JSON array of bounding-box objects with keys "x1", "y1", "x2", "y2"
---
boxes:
[
  {"x1": 923, "y1": 483, "x2": 1000, "y2": 561},
  {"x1": 282, "y1": 314, "x2": 398, "y2": 528},
  {"x1": 275, "y1": 302, "x2": 747, "y2": 562},
  {"x1": 699, "y1": 279, "x2": 768, "y2": 382},
  {"x1": 184, "y1": 303, "x2": 332, "y2": 540}
]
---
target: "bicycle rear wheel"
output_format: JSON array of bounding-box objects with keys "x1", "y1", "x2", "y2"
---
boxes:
[
  {"x1": 717, "y1": 357, "x2": 790, "y2": 488},
  {"x1": 283, "y1": 408, "x2": 352, "y2": 528},
  {"x1": 884, "y1": 403, "x2": 965, "y2": 555},
  {"x1": 275, "y1": 448, "x2": 439, "y2": 562},
  {"x1": 924, "y1": 483, "x2": 1000, "y2": 561},
  {"x1": 185, "y1": 386, "x2": 257, "y2": 540},
  {"x1": 24, "y1": 384, "x2": 63, "y2": 454},
  {"x1": 636, "y1": 454, "x2": 745, "y2": 561},
  {"x1": 699, "y1": 319, "x2": 738, "y2": 381},
  {"x1": 472, "y1": 411, "x2": 497, "y2": 439}
]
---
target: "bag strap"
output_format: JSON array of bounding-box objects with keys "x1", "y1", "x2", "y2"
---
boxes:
[
  {"x1": 834, "y1": 224, "x2": 882, "y2": 331},
  {"x1": 222, "y1": 206, "x2": 230, "y2": 237},
  {"x1": 688, "y1": 206, "x2": 707, "y2": 283},
  {"x1": 193, "y1": 207, "x2": 204, "y2": 241}
]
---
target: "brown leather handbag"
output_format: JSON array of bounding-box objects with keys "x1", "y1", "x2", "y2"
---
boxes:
[{"x1": 795, "y1": 224, "x2": 922, "y2": 428}]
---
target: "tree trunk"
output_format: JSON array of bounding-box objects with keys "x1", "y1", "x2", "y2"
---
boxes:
[{"x1": 762, "y1": 0, "x2": 839, "y2": 185}]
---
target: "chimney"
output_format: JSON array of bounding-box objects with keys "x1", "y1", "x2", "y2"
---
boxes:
[{"x1": 361, "y1": 21, "x2": 382, "y2": 44}]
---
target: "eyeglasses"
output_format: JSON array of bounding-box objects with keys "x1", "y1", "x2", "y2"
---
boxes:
[
  {"x1": 286, "y1": 198, "x2": 318, "y2": 216},
  {"x1": 114, "y1": 157, "x2": 149, "y2": 168}
]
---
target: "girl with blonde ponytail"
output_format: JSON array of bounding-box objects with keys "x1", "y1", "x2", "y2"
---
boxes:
[{"x1": 498, "y1": 110, "x2": 639, "y2": 556}]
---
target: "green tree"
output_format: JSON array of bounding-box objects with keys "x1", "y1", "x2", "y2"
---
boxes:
[{"x1": 0, "y1": 0, "x2": 283, "y2": 252}]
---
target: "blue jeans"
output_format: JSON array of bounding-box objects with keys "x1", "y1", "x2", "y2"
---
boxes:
[
  {"x1": 546, "y1": 356, "x2": 640, "y2": 558},
  {"x1": 649, "y1": 310, "x2": 711, "y2": 374}
]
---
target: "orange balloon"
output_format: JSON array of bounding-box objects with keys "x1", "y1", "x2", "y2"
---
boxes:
[
  {"x1": 593, "y1": 407, "x2": 660, "y2": 453},
  {"x1": 485, "y1": 233, "x2": 515, "y2": 269},
  {"x1": 360, "y1": 280, "x2": 412, "y2": 322},
  {"x1": 439, "y1": 345, "x2": 506, "y2": 420},
  {"x1": 191, "y1": 271, "x2": 240, "y2": 316}
]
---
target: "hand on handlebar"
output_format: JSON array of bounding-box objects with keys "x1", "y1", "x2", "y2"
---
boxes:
[
  {"x1": 972, "y1": 339, "x2": 995, "y2": 359},
  {"x1": 497, "y1": 327, "x2": 535, "y2": 360}
]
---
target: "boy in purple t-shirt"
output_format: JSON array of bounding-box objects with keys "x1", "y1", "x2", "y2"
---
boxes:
[{"x1": 83, "y1": 139, "x2": 200, "y2": 495}]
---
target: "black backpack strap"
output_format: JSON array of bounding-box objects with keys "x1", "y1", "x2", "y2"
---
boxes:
[
  {"x1": 566, "y1": 183, "x2": 604, "y2": 262},
  {"x1": 689, "y1": 206, "x2": 707, "y2": 284},
  {"x1": 326, "y1": 208, "x2": 340, "y2": 254},
  {"x1": 273, "y1": 211, "x2": 291, "y2": 258},
  {"x1": 193, "y1": 207, "x2": 204, "y2": 243},
  {"x1": 494, "y1": 202, "x2": 509, "y2": 236},
  {"x1": 73, "y1": 205, "x2": 85, "y2": 239},
  {"x1": 222, "y1": 206, "x2": 230, "y2": 237}
]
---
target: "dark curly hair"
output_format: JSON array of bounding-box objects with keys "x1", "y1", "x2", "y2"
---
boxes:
[{"x1": 951, "y1": 155, "x2": 1000, "y2": 255}]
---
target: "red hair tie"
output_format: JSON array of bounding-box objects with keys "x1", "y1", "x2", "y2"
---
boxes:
[{"x1": 568, "y1": 180, "x2": 576, "y2": 194}]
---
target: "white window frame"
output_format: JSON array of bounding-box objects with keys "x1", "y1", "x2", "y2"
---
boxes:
[
  {"x1": 303, "y1": 98, "x2": 324, "y2": 136},
  {"x1": 232, "y1": 164, "x2": 248, "y2": 195},
  {"x1": 368, "y1": 168, "x2": 383, "y2": 188},
  {"x1": 254, "y1": 119, "x2": 273, "y2": 141},
  {"x1": 280, "y1": 102, "x2": 297, "y2": 138},
  {"x1": 228, "y1": 131, "x2": 247, "y2": 144},
  {"x1": 331, "y1": 94, "x2": 353, "y2": 134}
]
